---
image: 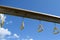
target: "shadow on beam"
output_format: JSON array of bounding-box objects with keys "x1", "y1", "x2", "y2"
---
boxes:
[{"x1": 0, "y1": 5, "x2": 60, "y2": 24}]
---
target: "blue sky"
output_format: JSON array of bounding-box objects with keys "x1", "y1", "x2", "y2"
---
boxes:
[{"x1": 0, "y1": 0, "x2": 60, "y2": 40}]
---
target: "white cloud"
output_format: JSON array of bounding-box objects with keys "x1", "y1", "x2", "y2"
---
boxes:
[
  {"x1": 0, "y1": 14, "x2": 20, "y2": 40},
  {"x1": 29, "y1": 38, "x2": 33, "y2": 40},
  {"x1": 0, "y1": 14, "x2": 34, "y2": 40},
  {"x1": 6, "y1": 21, "x2": 13, "y2": 24},
  {"x1": 7, "y1": 34, "x2": 20, "y2": 39},
  {"x1": 13, "y1": 34, "x2": 19, "y2": 38},
  {"x1": 0, "y1": 28, "x2": 11, "y2": 38},
  {"x1": 22, "y1": 38, "x2": 34, "y2": 40},
  {"x1": 22, "y1": 36, "x2": 34, "y2": 40},
  {"x1": 0, "y1": 28, "x2": 20, "y2": 40}
]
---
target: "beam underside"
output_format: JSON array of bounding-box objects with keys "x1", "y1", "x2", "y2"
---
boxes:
[{"x1": 0, "y1": 6, "x2": 60, "y2": 24}]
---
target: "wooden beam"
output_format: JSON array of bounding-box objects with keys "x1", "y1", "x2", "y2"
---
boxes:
[{"x1": 0, "y1": 5, "x2": 60, "y2": 24}]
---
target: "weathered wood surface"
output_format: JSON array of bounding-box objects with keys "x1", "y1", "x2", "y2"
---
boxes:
[{"x1": 0, "y1": 5, "x2": 60, "y2": 24}]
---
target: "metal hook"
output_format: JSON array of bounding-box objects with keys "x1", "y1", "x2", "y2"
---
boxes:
[
  {"x1": 20, "y1": 17, "x2": 24, "y2": 31},
  {"x1": 53, "y1": 27, "x2": 60, "y2": 34},
  {"x1": 38, "y1": 24, "x2": 43, "y2": 32},
  {"x1": 0, "y1": 14, "x2": 4, "y2": 28},
  {"x1": 53, "y1": 23, "x2": 60, "y2": 34},
  {"x1": 1, "y1": 19, "x2": 4, "y2": 27},
  {"x1": 20, "y1": 13, "x2": 27, "y2": 31}
]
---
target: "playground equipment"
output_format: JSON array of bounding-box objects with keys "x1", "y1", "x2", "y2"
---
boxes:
[{"x1": 0, "y1": 5, "x2": 60, "y2": 34}]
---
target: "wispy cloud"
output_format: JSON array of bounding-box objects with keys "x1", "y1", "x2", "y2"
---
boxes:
[
  {"x1": 29, "y1": 38, "x2": 34, "y2": 40},
  {"x1": 0, "y1": 14, "x2": 34, "y2": 40},
  {"x1": 0, "y1": 28, "x2": 11, "y2": 37},
  {"x1": 13, "y1": 34, "x2": 19, "y2": 38},
  {"x1": 0, "y1": 28, "x2": 34, "y2": 40},
  {"x1": 0, "y1": 14, "x2": 20, "y2": 40},
  {"x1": 6, "y1": 21, "x2": 13, "y2": 24},
  {"x1": 22, "y1": 36, "x2": 34, "y2": 40},
  {"x1": 0, "y1": 28, "x2": 20, "y2": 40},
  {"x1": 0, "y1": 28, "x2": 11, "y2": 40},
  {"x1": 22, "y1": 38, "x2": 34, "y2": 40}
]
